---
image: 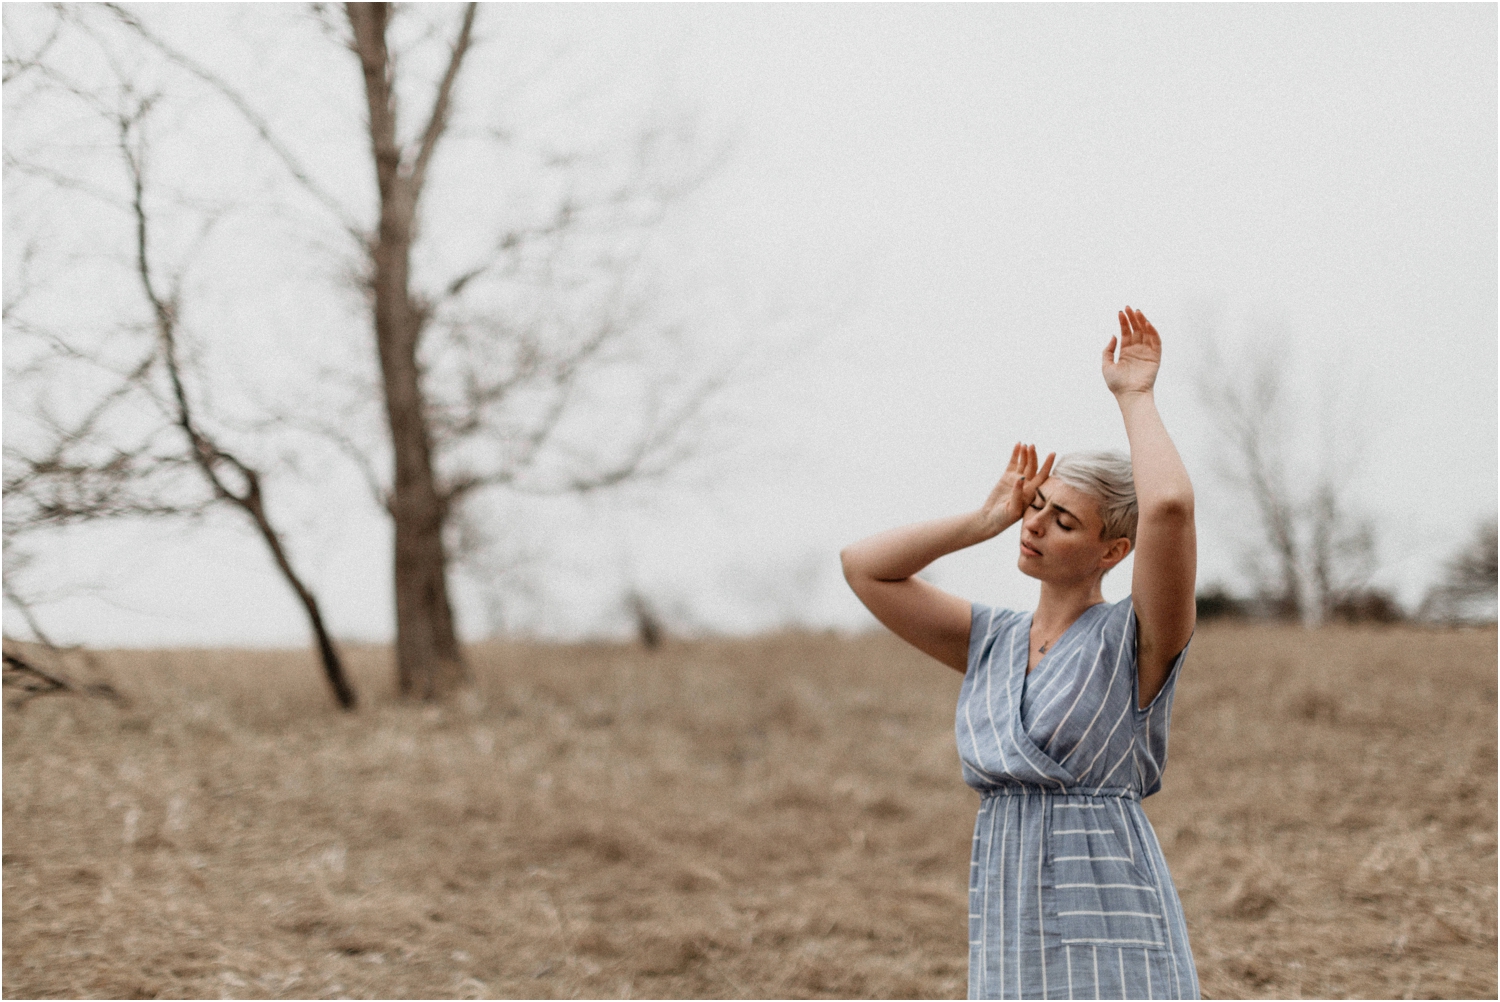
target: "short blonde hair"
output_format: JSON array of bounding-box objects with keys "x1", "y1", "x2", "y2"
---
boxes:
[{"x1": 1051, "y1": 450, "x2": 1138, "y2": 544}]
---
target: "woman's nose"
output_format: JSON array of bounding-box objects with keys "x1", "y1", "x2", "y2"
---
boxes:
[{"x1": 1022, "y1": 508, "x2": 1044, "y2": 534}]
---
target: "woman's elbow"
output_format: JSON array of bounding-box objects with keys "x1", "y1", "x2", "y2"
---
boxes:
[
  {"x1": 1140, "y1": 493, "x2": 1194, "y2": 524},
  {"x1": 841, "y1": 544, "x2": 909, "y2": 586}
]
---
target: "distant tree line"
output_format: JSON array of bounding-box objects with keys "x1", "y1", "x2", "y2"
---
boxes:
[
  {"x1": 1196, "y1": 517, "x2": 1496, "y2": 624},
  {"x1": 1192, "y1": 332, "x2": 1494, "y2": 627}
]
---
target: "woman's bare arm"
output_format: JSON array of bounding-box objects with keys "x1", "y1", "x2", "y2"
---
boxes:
[
  {"x1": 1102, "y1": 307, "x2": 1196, "y2": 707},
  {"x1": 841, "y1": 444, "x2": 1054, "y2": 672}
]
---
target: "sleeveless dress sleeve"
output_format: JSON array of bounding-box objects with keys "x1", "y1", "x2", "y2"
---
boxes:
[
  {"x1": 967, "y1": 602, "x2": 1001, "y2": 675},
  {"x1": 1126, "y1": 601, "x2": 1192, "y2": 798}
]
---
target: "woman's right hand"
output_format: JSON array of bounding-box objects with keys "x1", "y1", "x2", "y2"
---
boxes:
[{"x1": 979, "y1": 442, "x2": 1055, "y2": 536}]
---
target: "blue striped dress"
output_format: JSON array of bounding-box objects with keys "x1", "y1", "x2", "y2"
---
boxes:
[{"x1": 958, "y1": 598, "x2": 1199, "y2": 1000}]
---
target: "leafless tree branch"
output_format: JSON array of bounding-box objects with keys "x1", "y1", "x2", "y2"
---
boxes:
[
  {"x1": 408, "y1": 2, "x2": 476, "y2": 198},
  {"x1": 5, "y1": 73, "x2": 360, "y2": 710},
  {"x1": 119, "y1": 105, "x2": 358, "y2": 708},
  {"x1": 102, "y1": 2, "x2": 365, "y2": 240},
  {"x1": 2, "y1": 545, "x2": 124, "y2": 709},
  {"x1": 1, "y1": 5, "x2": 64, "y2": 84},
  {"x1": 2, "y1": 648, "x2": 122, "y2": 707}
]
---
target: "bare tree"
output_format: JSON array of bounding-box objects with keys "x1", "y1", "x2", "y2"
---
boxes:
[
  {"x1": 4, "y1": 62, "x2": 359, "y2": 709},
  {"x1": 1197, "y1": 337, "x2": 1380, "y2": 625},
  {"x1": 1419, "y1": 519, "x2": 1498, "y2": 623},
  {"x1": 8, "y1": 3, "x2": 731, "y2": 699}
]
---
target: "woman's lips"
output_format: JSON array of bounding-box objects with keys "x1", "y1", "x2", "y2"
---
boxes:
[{"x1": 1021, "y1": 541, "x2": 1042, "y2": 557}]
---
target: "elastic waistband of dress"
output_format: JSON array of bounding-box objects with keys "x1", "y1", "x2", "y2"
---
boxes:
[{"x1": 978, "y1": 784, "x2": 1139, "y2": 801}]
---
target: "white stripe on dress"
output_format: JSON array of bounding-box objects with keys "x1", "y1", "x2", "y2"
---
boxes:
[
  {"x1": 1059, "y1": 627, "x2": 1130, "y2": 766},
  {"x1": 1041, "y1": 641, "x2": 1108, "y2": 753},
  {"x1": 1037, "y1": 800, "x2": 1048, "y2": 1000}
]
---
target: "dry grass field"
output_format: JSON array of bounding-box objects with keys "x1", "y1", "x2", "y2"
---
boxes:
[{"x1": 3, "y1": 623, "x2": 1495, "y2": 1000}]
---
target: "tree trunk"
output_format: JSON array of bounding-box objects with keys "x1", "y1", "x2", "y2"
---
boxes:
[
  {"x1": 241, "y1": 475, "x2": 359, "y2": 709},
  {"x1": 349, "y1": 2, "x2": 468, "y2": 699}
]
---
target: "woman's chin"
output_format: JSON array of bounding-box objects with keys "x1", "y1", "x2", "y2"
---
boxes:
[{"x1": 1016, "y1": 557, "x2": 1043, "y2": 579}]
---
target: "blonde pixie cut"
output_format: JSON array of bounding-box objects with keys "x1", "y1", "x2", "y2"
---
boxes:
[{"x1": 1050, "y1": 450, "x2": 1138, "y2": 545}]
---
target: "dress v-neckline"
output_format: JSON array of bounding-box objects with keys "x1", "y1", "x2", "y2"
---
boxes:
[{"x1": 1023, "y1": 601, "x2": 1107, "y2": 676}]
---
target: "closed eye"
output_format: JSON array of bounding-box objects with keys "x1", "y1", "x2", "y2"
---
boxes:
[{"x1": 1034, "y1": 488, "x2": 1079, "y2": 530}]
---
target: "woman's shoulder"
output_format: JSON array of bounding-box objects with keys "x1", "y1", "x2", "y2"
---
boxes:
[
  {"x1": 1089, "y1": 595, "x2": 1182, "y2": 670},
  {"x1": 970, "y1": 602, "x2": 1025, "y2": 635},
  {"x1": 968, "y1": 602, "x2": 1024, "y2": 653},
  {"x1": 1102, "y1": 594, "x2": 1136, "y2": 624},
  {"x1": 965, "y1": 603, "x2": 1024, "y2": 677},
  {"x1": 1088, "y1": 595, "x2": 1138, "y2": 644}
]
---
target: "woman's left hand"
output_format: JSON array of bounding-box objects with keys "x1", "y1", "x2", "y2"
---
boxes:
[
  {"x1": 1102, "y1": 306, "x2": 1161, "y2": 397},
  {"x1": 979, "y1": 442, "x2": 1055, "y2": 535}
]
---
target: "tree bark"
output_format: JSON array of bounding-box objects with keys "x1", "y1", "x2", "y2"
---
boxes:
[{"x1": 348, "y1": 2, "x2": 469, "y2": 698}]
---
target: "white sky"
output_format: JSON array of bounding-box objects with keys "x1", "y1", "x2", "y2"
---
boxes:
[{"x1": 4, "y1": 3, "x2": 1496, "y2": 646}]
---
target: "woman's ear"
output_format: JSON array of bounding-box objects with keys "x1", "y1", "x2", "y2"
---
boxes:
[{"x1": 1099, "y1": 536, "x2": 1132, "y2": 572}]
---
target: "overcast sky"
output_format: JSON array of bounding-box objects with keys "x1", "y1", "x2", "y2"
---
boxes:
[{"x1": 4, "y1": 3, "x2": 1496, "y2": 647}]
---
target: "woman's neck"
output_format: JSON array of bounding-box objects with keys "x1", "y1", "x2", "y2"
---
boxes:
[{"x1": 1033, "y1": 578, "x2": 1107, "y2": 636}]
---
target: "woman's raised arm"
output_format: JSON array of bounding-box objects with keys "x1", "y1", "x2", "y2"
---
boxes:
[
  {"x1": 840, "y1": 444, "x2": 1054, "y2": 672},
  {"x1": 1102, "y1": 307, "x2": 1197, "y2": 707}
]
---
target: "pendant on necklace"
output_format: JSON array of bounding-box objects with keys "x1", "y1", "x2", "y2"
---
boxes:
[{"x1": 1038, "y1": 641, "x2": 1050, "y2": 654}]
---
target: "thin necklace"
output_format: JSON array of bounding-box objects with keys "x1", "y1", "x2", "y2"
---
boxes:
[
  {"x1": 1033, "y1": 626, "x2": 1065, "y2": 655},
  {"x1": 1034, "y1": 602, "x2": 1104, "y2": 655}
]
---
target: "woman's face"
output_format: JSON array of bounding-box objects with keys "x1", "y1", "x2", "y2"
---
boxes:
[{"x1": 1018, "y1": 478, "x2": 1131, "y2": 584}]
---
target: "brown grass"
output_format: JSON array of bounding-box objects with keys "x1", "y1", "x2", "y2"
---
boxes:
[{"x1": 3, "y1": 624, "x2": 1495, "y2": 999}]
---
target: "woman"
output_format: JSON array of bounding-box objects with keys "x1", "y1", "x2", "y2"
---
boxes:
[{"x1": 841, "y1": 307, "x2": 1198, "y2": 999}]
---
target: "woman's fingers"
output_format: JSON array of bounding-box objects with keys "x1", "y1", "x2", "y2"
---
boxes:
[
  {"x1": 1018, "y1": 446, "x2": 1051, "y2": 481},
  {"x1": 1006, "y1": 444, "x2": 1053, "y2": 489},
  {"x1": 1119, "y1": 306, "x2": 1163, "y2": 352},
  {"x1": 1103, "y1": 334, "x2": 1118, "y2": 366},
  {"x1": 1134, "y1": 308, "x2": 1161, "y2": 349}
]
